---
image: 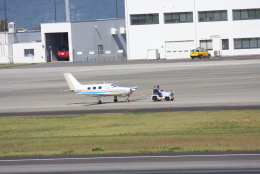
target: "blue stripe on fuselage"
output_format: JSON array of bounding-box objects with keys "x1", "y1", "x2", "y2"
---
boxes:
[{"x1": 77, "y1": 90, "x2": 128, "y2": 94}]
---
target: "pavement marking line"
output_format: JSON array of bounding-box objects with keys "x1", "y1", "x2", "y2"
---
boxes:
[
  {"x1": 141, "y1": 78, "x2": 260, "y2": 91},
  {"x1": 1, "y1": 154, "x2": 260, "y2": 162},
  {"x1": 70, "y1": 60, "x2": 260, "y2": 73},
  {"x1": 0, "y1": 75, "x2": 62, "y2": 82},
  {"x1": 177, "y1": 97, "x2": 260, "y2": 102},
  {"x1": 168, "y1": 78, "x2": 260, "y2": 89}
]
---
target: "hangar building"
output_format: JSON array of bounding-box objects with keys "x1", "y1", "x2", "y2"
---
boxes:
[
  {"x1": 0, "y1": 19, "x2": 126, "y2": 63},
  {"x1": 0, "y1": 22, "x2": 43, "y2": 64},
  {"x1": 41, "y1": 19, "x2": 126, "y2": 62},
  {"x1": 124, "y1": 0, "x2": 260, "y2": 59}
]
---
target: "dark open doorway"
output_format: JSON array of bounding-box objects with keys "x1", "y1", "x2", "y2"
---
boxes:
[{"x1": 45, "y1": 32, "x2": 69, "y2": 62}]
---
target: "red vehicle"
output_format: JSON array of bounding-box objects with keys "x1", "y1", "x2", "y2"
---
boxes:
[{"x1": 57, "y1": 45, "x2": 69, "y2": 60}]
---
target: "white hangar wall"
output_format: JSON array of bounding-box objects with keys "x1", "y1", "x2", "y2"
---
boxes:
[
  {"x1": 0, "y1": 30, "x2": 42, "y2": 63},
  {"x1": 0, "y1": 33, "x2": 9, "y2": 63},
  {"x1": 125, "y1": 0, "x2": 260, "y2": 60},
  {"x1": 12, "y1": 42, "x2": 45, "y2": 63}
]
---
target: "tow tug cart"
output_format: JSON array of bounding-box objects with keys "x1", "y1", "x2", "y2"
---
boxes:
[{"x1": 151, "y1": 91, "x2": 175, "y2": 102}]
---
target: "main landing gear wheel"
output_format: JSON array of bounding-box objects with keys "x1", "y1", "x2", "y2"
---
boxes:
[
  {"x1": 98, "y1": 100, "x2": 102, "y2": 104},
  {"x1": 114, "y1": 96, "x2": 118, "y2": 102}
]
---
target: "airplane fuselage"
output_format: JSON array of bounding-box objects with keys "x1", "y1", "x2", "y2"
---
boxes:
[{"x1": 75, "y1": 84, "x2": 135, "y2": 97}]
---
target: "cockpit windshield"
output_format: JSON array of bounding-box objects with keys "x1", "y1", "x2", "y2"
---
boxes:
[{"x1": 111, "y1": 84, "x2": 118, "y2": 88}]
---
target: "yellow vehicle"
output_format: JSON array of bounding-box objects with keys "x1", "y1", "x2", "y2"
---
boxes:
[{"x1": 190, "y1": 47, "x2": 211, "y2": 59}]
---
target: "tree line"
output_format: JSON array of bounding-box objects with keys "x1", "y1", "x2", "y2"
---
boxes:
[{"x1": 0, "y1": 19, "x2": 8, "y2": 31}]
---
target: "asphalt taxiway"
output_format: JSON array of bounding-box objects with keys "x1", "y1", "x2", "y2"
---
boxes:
[
  {"x1": 0, "y1": 56, "x2": 260, "y2": 116},
  {"x1": 1, "y1": 152, "x2": 260, "y2": 174}
]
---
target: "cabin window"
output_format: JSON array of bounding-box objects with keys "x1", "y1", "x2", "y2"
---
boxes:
[
  {"x1": 93, "y1": 87, "x2": 96, "y2": 90},
  {"x1": 87, "y1": 87, "x2": 91, "y2": 90},
  {"x1": 111, "y1": 84, "x2": 117, "y2": 87},
  {"x1": 98, "y1": 86, "x2": 102, "y2": 89}
]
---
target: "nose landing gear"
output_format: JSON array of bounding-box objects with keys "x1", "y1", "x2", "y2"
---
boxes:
[{"x1": 114, "y1": 96, "x2": 118, "y2": 102}]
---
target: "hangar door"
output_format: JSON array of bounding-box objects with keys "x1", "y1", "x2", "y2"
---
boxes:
[
  {"x1": 165, "y1": 41, "x2": 195, "y2": 59},
  {"x1": 45, "y1": 33, "x2": 68, "y2": 62}
]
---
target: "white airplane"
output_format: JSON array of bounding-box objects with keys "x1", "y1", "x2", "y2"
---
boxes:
[{"x1": 63, "y1": 73, "x2": 138, "y2": 104}]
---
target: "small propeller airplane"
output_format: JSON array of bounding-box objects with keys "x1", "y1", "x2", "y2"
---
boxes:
[{"x1": 63, "y1": 73, "x2": 138, "y2": 104}]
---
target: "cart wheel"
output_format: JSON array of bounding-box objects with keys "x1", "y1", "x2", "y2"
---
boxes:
[
  {"x1": 165, "y1": 97, "x2": 170, "y2": 101},
  {"x1": 152, "y1": 96, "x2": 158, "y2": 102}
]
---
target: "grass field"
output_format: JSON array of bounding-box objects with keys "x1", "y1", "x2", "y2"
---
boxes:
[{"x1": 0, "y1": 110, "x2": 259, "y2": 157}]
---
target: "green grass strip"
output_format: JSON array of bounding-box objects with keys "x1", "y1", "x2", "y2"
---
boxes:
[
  {"x1": 0, "y1": 63, "x2": 30, "y2": 68},
  {"x1": 0, "y1": 110, "x2": 259, "y2": 157}
]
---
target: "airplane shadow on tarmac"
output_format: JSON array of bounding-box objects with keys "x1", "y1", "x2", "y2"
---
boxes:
[{"x1": 68, "y1": 99, "x2": 144, "y2": 107}]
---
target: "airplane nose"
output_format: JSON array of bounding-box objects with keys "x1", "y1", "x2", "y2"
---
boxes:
[
  {"x1": 131, "y1": 86, "x2": 138, "y2": 91},
  {"x1": 131, "y1": 88, "x2": 137, "y2": 91}
]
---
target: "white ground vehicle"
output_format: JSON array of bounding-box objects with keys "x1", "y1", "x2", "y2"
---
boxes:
[{"x1": 151, "y1": 91, "x2": 175, "y2": 102}]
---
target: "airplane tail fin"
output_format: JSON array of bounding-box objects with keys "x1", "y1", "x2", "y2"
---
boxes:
[{"x1": 63, "y1": 73, "x2": 82, "y2": 92}]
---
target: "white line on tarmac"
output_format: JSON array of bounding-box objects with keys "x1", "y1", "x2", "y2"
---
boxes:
[{"x1": 69, "y1": 60, "x2": 260, "y2": 73}]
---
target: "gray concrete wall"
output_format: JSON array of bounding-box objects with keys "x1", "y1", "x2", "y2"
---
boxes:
[{"x1": 70, "y1": 19, "x2": 126, "y2": 62}]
